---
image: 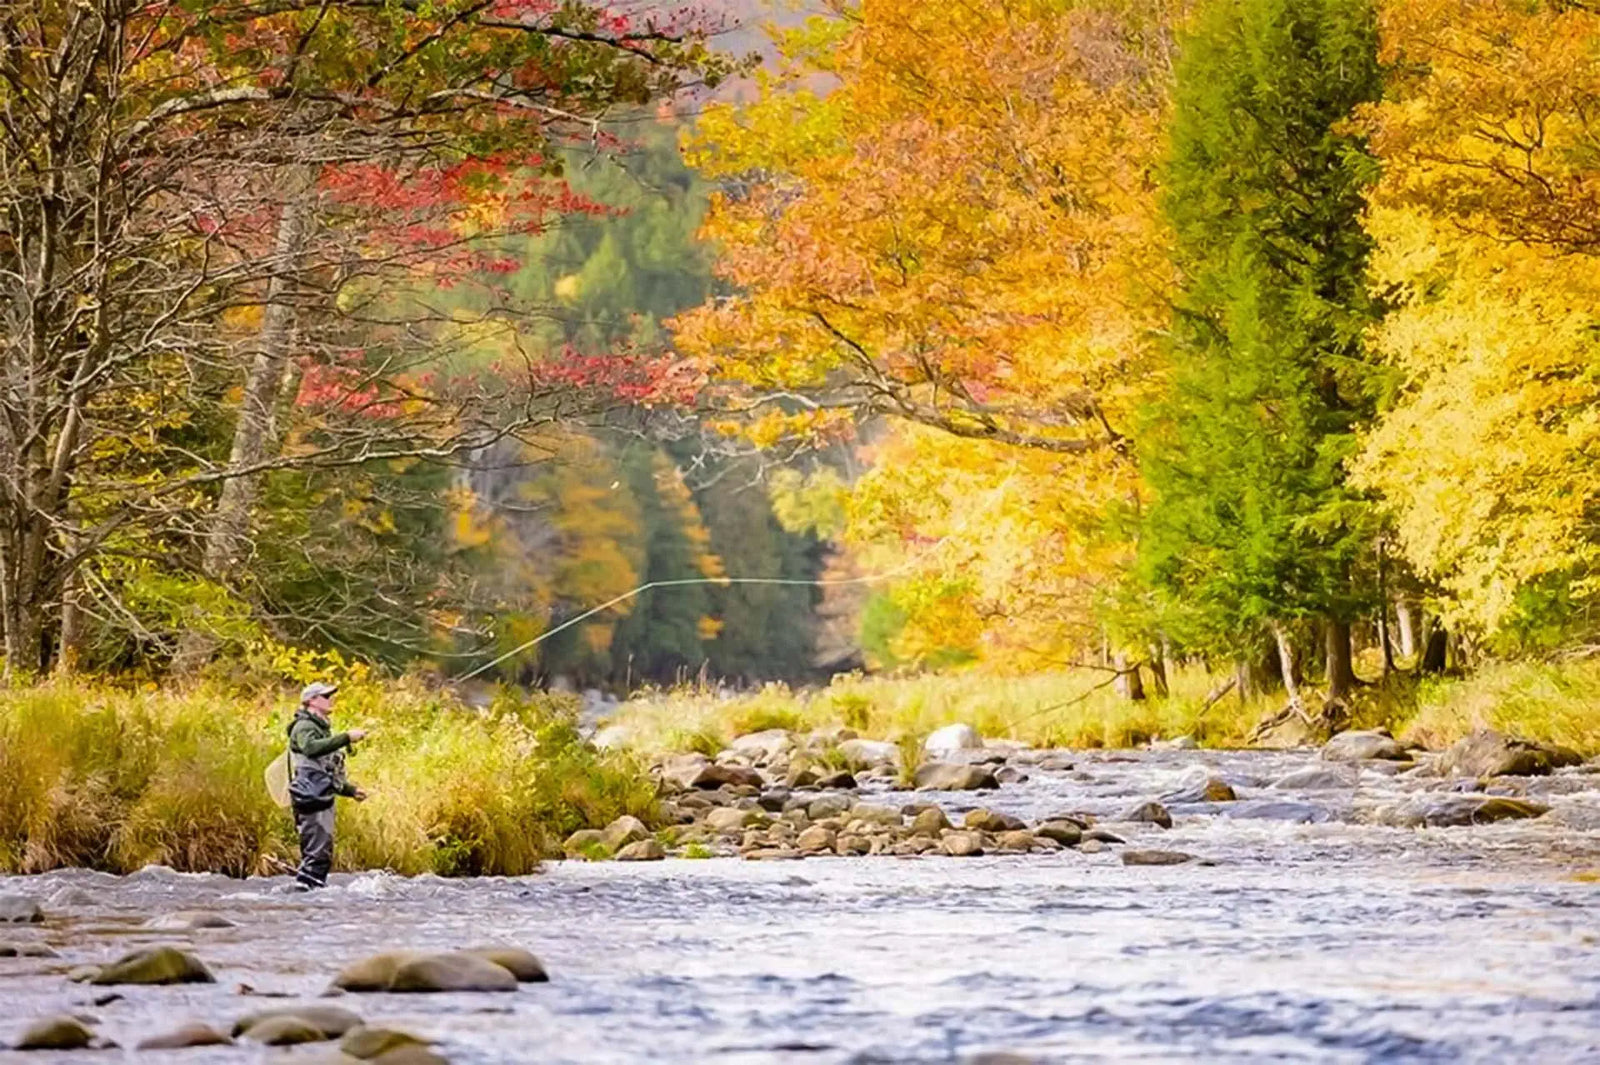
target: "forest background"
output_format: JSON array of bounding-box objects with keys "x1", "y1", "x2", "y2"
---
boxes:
[{"x1": 2, "y1": 0, "x2": 1598, "y2": 874}]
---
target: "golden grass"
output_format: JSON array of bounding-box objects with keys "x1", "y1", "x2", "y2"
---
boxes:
[
  {"x1": 0, "y1": 678, "x2": 655, "y2": 876},
  {"x1": 615, "y1": 659, "x2": 1600, "y2": 756}
]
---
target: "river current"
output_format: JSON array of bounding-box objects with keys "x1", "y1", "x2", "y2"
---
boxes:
[{"x1": 3, "y1": 747, "x2": 1598, "y2": 1063}]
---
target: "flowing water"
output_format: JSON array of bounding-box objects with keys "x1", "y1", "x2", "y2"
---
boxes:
[{"x1": 3, "y1": 747, "x2": 1599, "y2": 1064}]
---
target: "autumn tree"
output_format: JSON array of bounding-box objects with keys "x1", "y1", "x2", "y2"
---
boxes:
[
  {"x1": 1354, "y1": 0, "x2": 1600, "y2": 648},
  {"x1": 0, "y1": 0, "x2": 741, "y2": 675},
  {"x1": 672, "y1": 0, "x2": 1183, "y2": 675},
  {"x1": 1135, "y1": 0, "x2": 1385, "y2": 706}
]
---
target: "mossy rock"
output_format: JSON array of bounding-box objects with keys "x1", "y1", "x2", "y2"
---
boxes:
[
  {"x1": 341, "y1": 1026, "x2": 429, "y2": 1059},
  {"x1": 242, "y1": 1015, "x2": 328, "y2": 1046},
  {"x1": 330, "y1": 951, "x2": 426, "y2": 992},
  {"x1": 232, "y1": 1004, "x2": 363, "y2": 1039},
  {"x1": 461, "y1": 947, "x2": 547, "y2": 983},
  {"x1": 15, "y1": 1015, "x2": 94, "y2": 1050},
  {"x1": 388, "y1": 952, "x2": 517, "y2": 993},
  {"x1": 90, "y1": 945, "x2": 214, "y2": 985}
]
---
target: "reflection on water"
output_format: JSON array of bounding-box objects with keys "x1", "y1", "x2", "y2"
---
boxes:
[{"x1": 2, "y1": 747, "x2": 1598, "y2": 1063}]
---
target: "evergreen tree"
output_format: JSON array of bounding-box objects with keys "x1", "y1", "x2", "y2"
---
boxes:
[{"x1": 1136, "y1": 0, "x2": 1384, "y2": 705}]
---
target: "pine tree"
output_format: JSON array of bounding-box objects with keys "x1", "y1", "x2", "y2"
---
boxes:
[{"x1": 1136, "y1": 0, "x2": 1384, "y2": 705}]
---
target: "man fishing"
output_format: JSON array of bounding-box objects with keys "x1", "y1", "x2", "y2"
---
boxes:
[{"x1": 286, "y1": 681, "x2": 369, "y2": 890}]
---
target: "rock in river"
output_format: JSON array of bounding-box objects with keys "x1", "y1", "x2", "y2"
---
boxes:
[
  {"x1": 914, "y1": 762, "x2": 1000, "y2": 791},
  {"x1": 90, "y1": 946, "x2": 214, "y2": 985},
  {"x1": 0, "y1": 895, "x2": 43, "y2": 924},
  {"x1": 1121, "y1": 849, "x2": 1196, "y2": 866},
  {"x1": 1322, "y1": 729, "x2": 1408, "y2": 763},
  {"x1": 1364, "y1": 795, "x2": 1550, "y2": 828},
  {"x1": 13, "y1": 1015, "x2": 95, "y2": 1051},
  {"x1": 143, "y1": 910, "x2": 238, "y2": 931},
  {"x1": 1122, "y1": 801, "x2": 1173, "y2": 828},
  {"x1": 964, "y1": 808, "x2": 1024, "y2": 833},
  {"x1": 1434, "y1": 729, "x2": 1584, "y2": 779},
  {"x1": 242, "y1": 1015, "x2": 328, "y2": 1046},
  {"x1": 334, "y1": 950, "x2": 519, "y2": 993},
  {"x1": 233, "y1": 1005, "x2": 364, "y2": 1039},
  {"x1": 137, "y1": 1022, "x2": 233, "y2": 1049}
]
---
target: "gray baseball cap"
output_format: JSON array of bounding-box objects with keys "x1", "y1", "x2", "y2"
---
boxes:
[{"x1": 299, "y1": 680, "x2": 339, "y2": 704}]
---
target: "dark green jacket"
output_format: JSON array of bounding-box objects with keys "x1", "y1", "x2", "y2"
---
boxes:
[{"x1": 287, "y1": 709, "x2": 359, "y2": 808}]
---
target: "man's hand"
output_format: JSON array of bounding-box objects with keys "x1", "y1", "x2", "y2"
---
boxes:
[
  {"x1": 348, "y1": 728, "x2": 368, "y2": 743},
  {"x1": 352, "y1": 788, "x2": 369, "y2": 802}
]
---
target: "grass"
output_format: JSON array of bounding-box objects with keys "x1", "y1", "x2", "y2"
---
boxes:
[
  {"x1": 0, "y1": 677, "x2": 655, "y2": 877},
  {"x1": 612, "y1": 660, "x2": 1600, "y2": 757}
]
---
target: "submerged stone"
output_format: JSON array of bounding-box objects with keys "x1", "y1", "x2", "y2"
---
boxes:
[
  {"x1": 15, "y1": 1015, "x2": 94, "y2": 1050},
  {"x1": 90, "y1": 946, "x2": 214, "y2": 985}
]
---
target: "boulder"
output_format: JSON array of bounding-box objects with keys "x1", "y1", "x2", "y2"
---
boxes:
[
  {"x1": 600, "y1": 815, "x2": 650, "y2": 850},
  {"x1": 705, "y1": 807, "x2": 766, "y2": 834},
  {"x1": 614, "y1": 839, "x2": 666, "y2": 861},
  {"x1": 914, "y1": 763, "x2": 1000, "y2": 791},
  {"x1": 90, "y1": 946, "x2": 213, "y2": 985},
  {"x1": 562, "y1": 829, "x2": 608, "y2": 858},
  {"x1": 1364, "y1": 795, "x2": 1550, "y2": 828},
  {"x1": 1122, "y1": 801, "x2": 1173, "y2": 829},
  {"x1": 142, "y1": 910, "x2": 238, "y2": 932},
  {"x1": 137, "y1": 1023, "x2": 232, "y2": 1049},
  {"x1": 388, "y1": 952, "x2": 518, "y2": 993},
  {"x1": 658, "y1": 753, "x2": 711, "y2": 790},
  {"x1": 995, "y1": 766, "x2": 1030, "y2": 784},
  {"x1": 1159, "y1": 767, "x2": 1237, "y2": 803},
  {"x1": 1322, "y1": 729, "x2": 1407, "y2": 763},
  {"x1": 727, "y1": 729, "x2": 794, "y2": 760},
  {"x1": 233, "y1": 1005, "x2": 364, "y2": 1039},
  {"x1": 331, "y1": 951, "x2": 426, "y2": 992},
  {"x1": 785, "y1": 765, "x2": 822, "y2": 789},
  {"x1": 1121, "y1": 849, "x2": 1195, "y2": 866},
  {"x1": 924, "y1": 723, "x2": 983, "y2": 755},
  {"x1": 242, "y1": 1016, "x2": 327, "y2": 1046},
  {"x1": 690, "y1": 763, "x2": 765, "y2": 790},
  {"x1": 815, "y1": 770, "x2": 859, "y2": 790},
  {"x1": 807, "y1": 795, "x2": 852, "y2": 820},
  {"x1": 848, "y1": 803, "x2": 903, "y2": 827},
  {"x1": 1269, "y1": 766, "x2": 1356, "y2": 790},
  {"x1": 963, "y1": 808, "x2": 1024, "y2": 833},
  {"x1": 1079, "y1": 839, "x2": 1106, "y2": 854},
  {"x1": 909, "y1": 807, "x2": 952, "y2": 837},
  {"x1": 337, "y1": 1023, "x2": 438, "y2": 1055},
  {"x1": 757, "y1": 789, "x2": 791, "y2": 812},
  {"x1": 0, "y1": 896, "x2": 43, "y2": 924},
  {"x1": 1435, "y1": 729, "x2": 1584, "y2": 779},
  {"x1": 834, "y1": 834, "x2": 871, "y2": 856},
  {"x1": 837, "y1": 738, "x2": 899, "y2": 769},
  {"x1": 796, "y1": 826, "x2": 837, "y2": 853},
  {"x1": 940, "y1": 831, "x2": 986, "y2": 857},
  {"x1": 342, "y1": 1027, "x2": 431, "y2": 1060},
  {"x1": 995, "y1": 830, "x2": 1035, "y2": 851},
  {"x1": 1250, "y1": 713, "x2": 1319, "y2": 749},
  {"x1": 1034, "y1": 820, "x2": 1082, "y2": 846},
  {"x1": 462, "y1": 948, "x2": 548, "y2": 983},
  {"x1": 14, "y1": 1016, "x2": 94, "y2": 1050},
  {"x1": 1084, "y1": 828, "x2": 1125, "y2": 844}
]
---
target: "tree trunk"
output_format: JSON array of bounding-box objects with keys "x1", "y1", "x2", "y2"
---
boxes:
[
  {"x1": 1325, "y1": 617, "x2": 1357, "y2": 703},
  {"x1": 1420, "y1": 623, "x2": 1448, "y2": 674},
  {"x1": 1271, "y1": 621, "x2": 1302, "y2": 708},
  {"x1": 1114, "y1": 652, "x2": 1146, "y2": 701},
  {"x1": 1395, "y1": 599, "x2": 1416, "y2": 659},
  {"x1": 1147, "y1": 644, "x2": 1169, "y2": 698},
  {"x1": 173, "y1": 180, "x2": 313, "y2": 672}
]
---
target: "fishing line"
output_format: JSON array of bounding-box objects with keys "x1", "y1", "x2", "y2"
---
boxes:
[{"x1": 457, "y1": 464, "x2": 1021, "y2": 682}]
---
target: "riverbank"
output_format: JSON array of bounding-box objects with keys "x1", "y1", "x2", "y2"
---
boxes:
[{"x1": 0, "y1": 680, "x2": 653, "y2": 877}]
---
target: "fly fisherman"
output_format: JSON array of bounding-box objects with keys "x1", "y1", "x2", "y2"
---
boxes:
[{"x1": 287, "y1": 681, "x2": 369, "y2": 890}]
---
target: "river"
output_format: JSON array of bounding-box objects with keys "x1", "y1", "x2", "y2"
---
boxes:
[{"x1": 2, "y1": 747, "x2": 1598, "y2": 1063}]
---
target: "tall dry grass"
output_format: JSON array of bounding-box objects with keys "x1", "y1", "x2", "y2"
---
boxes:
[
  {"x1": 0, "y1": 678, "x2": 655, "y2": 876},
  {"x1": 616, "y1": 660, "x2": 1600, "y2": 756}
]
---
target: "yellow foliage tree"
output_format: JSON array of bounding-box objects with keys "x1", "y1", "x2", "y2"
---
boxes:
[{"x1": 1356, "y1": 0, "x2": 1600, "y2": 633}]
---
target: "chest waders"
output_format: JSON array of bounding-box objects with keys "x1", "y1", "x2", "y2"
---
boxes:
[{"x1": 288, "y1": 738, "x2": 347, "y2": 889}]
